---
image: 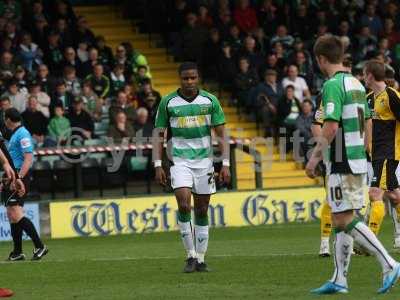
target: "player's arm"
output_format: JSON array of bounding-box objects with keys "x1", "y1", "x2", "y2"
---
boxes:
[
  {"x1": 0, "y1": 139, "x2": 17, "y2": 183},
  {"x1": 365, "y1": 118, "x2": 372, "y2": 155},
  {"x1": 19, "y1": 152, "x2": 33, "y2": 179},
  {"x1": 153, "y1": 97, "x2": 168, "y2": 186}
]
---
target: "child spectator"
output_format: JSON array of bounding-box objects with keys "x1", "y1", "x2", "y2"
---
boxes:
[
  {"x1": 110, "y1": 64, "x2": 126, "y2": 96},
  {"x1": 46, "y1": 102, "x2": 70, "y2": 146}
]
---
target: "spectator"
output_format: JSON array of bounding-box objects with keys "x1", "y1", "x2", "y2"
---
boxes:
[
  {"x1": 361, "y1": 4, "x2": 383, "y2": 37},
  {"x1": 124, "y1": 84, "x2": 140, "y2": 109},
  {"x1": 28, "y1": 80, "x2": 51, "y2": 118},
  {"x1": 270, "y1": 25, "x2": 294, "y2": 49},
  {"x1": 85, "y1": 64, "x2": 110, "y2": 99},
  {"x1": 132, "y1": 65, "x2": 150, "y2": 89},
  {"x1": 46, "y1": 102, "x2": 70, "y2": 146},
  {"x1": 31, "y1": 16, "x2": 48, "y2": 51},
  {"x1": 253, "y1": 27, "x2": 268, "y2": 56},
  {"x1": 21, "y1": 95, "x2": 48, "y2": 146},
  {"x1": 14, "y1": 66, "x2": 28, "y2": 93},
  {"x1": 0, "y1": 51, "x2": 17, "y2": 79},
  {"x1": 107, "y1": 110, "x2": 135, "y2": 143},
  {"x1": 109, "y1": 90, "x2": 136, "y2": 125},
  {"x1": 55, "y1": 17, "x2": 73, "y2": 48},
  {"x1": 250, "y1": 69, "x2": 283, "y2": 111},
  {"x1": 137, "y1": 80, "x2": 161, "y2": 122},
  {"x1": 181, "y1": 12, "x2": 208, "y2": 63},
  {"x1": 121, "y1": 42, "x2": 150, "y2": 77},
  {"x1": 386, "y1": 67, "x2": 399, "y2": 90},
  {"x1": 133, "y1": 107, "x2": 153, "y2": 137},
  {"x1": 63, "y1": 65, "x2": 81, "y2": 97},
  {"x1": 44, "y1": 31, "x2": 63, "y2": 74},
  {"x1": 36, "y1": 64, "x2": 55, "y2": 95},
  {"x1": 240, "y1": 35, "x2": 264, "y2": 71},
  {"x1": 0, "y1": 0, "x2": 21, "y2": 22},
  {"x1": 51, "y1": 80, "x2": 73, "y2": 113},
  {"x1": 18, "y1": 32, "x2": 43, "y2": 73},
  {"x1": 2, "y1": 21, "x2": 18, "y2": 48},
  {"x1": 382, "y1": 18, "x2": 400, "y2": 49},
  {"x1": 294, "y1": 4, "x2": 312, "y2": 40},
  {"x1": 294, "y1": 50, "x2": 314, "y2": 87},
  {"x1": 74, "y1": 16, "x2": 95, "y2": 46},
  {"x1": 110, "y1": 64, "x2": 126, "y2": 97},
  {"x1": 0, "y1": 36, "x2": 13, "y2": 53},
  {"x1": 80, "y1": 81, "x2": 102, "y2": 122},
  {"x1": 67, "y1": 98, "x2": 94, "y2": 140},
  {"x1": 215, "y1": 8, "x2": 233, "y2": 40},
  {"x1": 260, "y1": 53, "x2": 284, "y2": 79},
  {"x1": 257, "y1": 0, "x2": 279, "y2": 37},
  {"x1": 81, "y1": 47, "x2": 100, "y2": 78},
  {"x1": 0, "y1": 96, "x2": 12, "y2": 138},
  {"x1": 354, "y1": 26, "x2": 378, "y2": 62},
  {"x1": 282, "y1": 65, "x2": 311, "y2": 102},
  {"x1": 197, "y1": 5, "x2": 213, "y2": 28},
  {"x1": 295, "y1": 99, "x2": 314, "y2": 162},
  {"x1": 1, "y1": 79, "x2": 27, "y2": 113},
  {"x1": 202, "y1": 28, "x2": 221, "y2": 80},
  {"x1": 95, "y1": 35, "x2": 113, "y2": 67},
  {"x1": 233, "y1": 57, "x2": 258, "y2": 109},
  {"x1": 218, "y1": 42, "x2": 237, "y2": 90},
  {"x1": 61, "y1": 47, "x2": 82, "y2": 77},
  {"x1": 77, "y1": 41, "x2": 89, "y2": 63},
  {"x1": 277, "y1": 85, "x2": 301, "y2": 152},
  {"x1": 227, "y1": 24, "x2": 242, "y2": 55},
  {"x1": 233, "y1": 0, "x2": 258, "y2": 33}
]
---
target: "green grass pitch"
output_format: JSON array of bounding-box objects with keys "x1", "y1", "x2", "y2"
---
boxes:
[{"x1": 1, "y1": 221, "x2": 399, "y2": 299}]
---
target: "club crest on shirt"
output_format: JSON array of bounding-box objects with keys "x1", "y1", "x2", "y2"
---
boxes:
[{"x1": 20, "y1": 138, "x2": 31, "y2": 148}]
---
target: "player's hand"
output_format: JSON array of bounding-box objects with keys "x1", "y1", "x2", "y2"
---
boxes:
[
  {"x1": 219, "y1": 166, "x2": 231, "y2": 184},
  {"x1": 155, "y1": 167, "x2": 167, "y2": 186},
  {"x1": 2, "y1": 163, "x2": 15, "y2": 184},
  {"x1": 305, "y1": 156, "x2": 319, "y2": 179},
  {"x1": 14, "y1": 179, "x2": 25, "y2": 197}
]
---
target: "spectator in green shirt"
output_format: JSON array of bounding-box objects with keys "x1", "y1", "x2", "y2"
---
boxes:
[{"x1": 45, "y1": 102, "x2": 71, "y2": 147}]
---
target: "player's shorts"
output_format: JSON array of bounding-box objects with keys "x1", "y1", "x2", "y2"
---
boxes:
[
  {"x1": 170, "y1": 165, "x2": 216, "y2": 195},
  {"x1": 327, "y1": 173, "x2": 367, "y2": 213},
  {"x1": 1, "y1": 175, "x2": 29, "y2": 207},
  {"x1": 370, "y1": 159, "x2": 400, "y2": 191}
]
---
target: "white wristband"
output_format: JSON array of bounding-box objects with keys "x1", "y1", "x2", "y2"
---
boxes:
[
  {"x1": 222, "y1": 159, "x2": 230, "y2": 167},
  {"x1": 154, "y1": 160, "x2": 162, "y2": 168}
]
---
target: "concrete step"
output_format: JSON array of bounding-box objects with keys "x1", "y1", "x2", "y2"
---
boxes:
[
  {"x1": 237, "y1": 177, "x2": 317, "y2": 190},
  {"x1": 74, "y1": 5, "x2": 113, "y2": 14},
  {"x1": 236, "y1": 161, "x2": 298, "y2": 172},
  {"x1": 237, "y1": 169, "x2": 307, "y2": 179}
]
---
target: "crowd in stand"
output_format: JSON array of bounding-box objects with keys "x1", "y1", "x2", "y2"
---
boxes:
[
  {"x1": 0, "y1": 0, "x2": 160, "y2": 148},
  {"x1": 153, "y1": 0, "x2": 400, "y2": 147}
]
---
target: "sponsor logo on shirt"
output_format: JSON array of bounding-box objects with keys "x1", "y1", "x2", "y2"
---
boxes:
[{"x1": 20, "y1": 138, "x2": 31, "y2": 149}]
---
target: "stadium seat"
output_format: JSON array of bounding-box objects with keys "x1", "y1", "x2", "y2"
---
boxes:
[
  {"x1": 53, "y1": 160, "x2": 75, "y2": 193},
  {"x1": 100, "y1": 157, "x2": 127, "y2": 196},
  {"x1": 81, "y1": 157, "x2": 102, "y2": 196},
  {"x1": 84, "y1": 138, "x2": 106, "y2": 146},
  {"x1": 31, "y1": 161, "x2": 54, "y2": 198},
  {"x1": 40, "y1": 155, "x2": 60, "y2": 168},
  {"x1": 128, "y1": 155, "x2": 152, "y2": 194}
]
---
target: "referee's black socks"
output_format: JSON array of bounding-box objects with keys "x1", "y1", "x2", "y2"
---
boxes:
[
  {"x1": 18, "y1": 217, "x2": 44, "y2": 249},
  {"x1": 10, "y1": 222, "x2": 22, "y2": 254}
]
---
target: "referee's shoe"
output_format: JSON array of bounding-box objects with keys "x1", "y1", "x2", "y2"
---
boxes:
[
  {"x1": 32, "y1": 245, "x2": 49, "y2": 261},
  {"x1": 7, "y1": 252, "x2": 25, "y2": 261}
]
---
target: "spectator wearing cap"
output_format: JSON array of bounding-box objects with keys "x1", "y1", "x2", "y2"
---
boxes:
[
  {"x1": 282, "y1": 65, "x2": 310, "y2": 102},
  {"x1": 51, "y1": 81, "x2": 73, "y2": 114},
  {"x1": 44, "y1": 31, "x2": 63, "y2": 74},
  {"x1": 107, "y1": 110, "x2": 135, "y2": 144},
  {"x1": 233, "y1": 0, "x2": 258, "y2": 33},
  {"x1": 295, "y1": 99, "x2": 314, "y2": 162},
  {"x1": 137, "y1": 80, "x2": 161, "y2": 123},
  {"x1": 66, "y1": 98, "x2": 94, "y2": 140},
  {"x1": 21, "y1": 95, "x2": 48, "y2": 146},
  {"x1": 80, "y1": 81, "x2": 102, "y2": 122},
  {"x1": 270, "y1": 25, "x2": 294, "y2": 49},
  {"x1": 28, "y1": 80, "x2": 50, "y2": 118},
  {"x1": 63, "y1": 66, "x2": 81, "y2": 97},
  {"x1": 250, "y1": 69, "x2": 283, "y2": 111},
  {"x1": 46, "y1": 102, "x2": 70, "y2": 147},
  {"x1": 217, "y1": 42, "x2": 237, "y2": 91},
  {"x1": 18, "y1": 32, "x2": 43, "y2": 73},
  {"x1": 95, "y1": 35, "x2": 113, "y2": 67},
  {"x1": 133, "y1": 107, "x2": 153, "y2": 138},
  {"x1": 233, "y1": 57, "x2": 259, "y2": 110},
  {"x1": 85, "y1": 64, "x2": 110, "y2": 100},
  {"x1": 109, "y1": 90, "x2": 136, "y2": 125},
  {"x1": 1, "y1": 80, "x2": 27, "y2": 113}
]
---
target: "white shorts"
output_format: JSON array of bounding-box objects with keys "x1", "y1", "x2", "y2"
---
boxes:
[
  {"x1": 170, "y1": 165, "x2": 216, "y2": 195},
  {"x1": 327, "y1": 173, "x2": 367, "y2": 213}
]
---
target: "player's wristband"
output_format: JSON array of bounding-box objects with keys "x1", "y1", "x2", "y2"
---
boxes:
[
  {"x1": 154, "y1": 160, "x2": 162, "y2": 168},
  {"x1": 222, "y1": 159, "x2": 230, "y2": 167}
]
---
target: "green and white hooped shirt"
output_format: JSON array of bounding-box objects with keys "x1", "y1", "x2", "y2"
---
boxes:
[{"x1": 155, "y1": 89, "x2": 225, "y2": 169}]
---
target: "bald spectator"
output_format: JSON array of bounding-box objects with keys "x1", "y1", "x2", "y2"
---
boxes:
[
  {"x1": 133, "y1": 107, "x2": 153, "y2": 137},
  {"x1": 282, "y1": 65, "x2": 310, "y2": 102},
  {"x1": 240, "y1": 35, "x2": 264, "y2": 70}
]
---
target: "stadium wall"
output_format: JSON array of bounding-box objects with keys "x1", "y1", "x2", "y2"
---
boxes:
[{"x1": 49, "y1": 188, "x2": 328, "y2": 239}]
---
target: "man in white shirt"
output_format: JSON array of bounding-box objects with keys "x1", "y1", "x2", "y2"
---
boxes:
[{"x1": 282, "y1": 64, "x2": 311, "y2": 102}]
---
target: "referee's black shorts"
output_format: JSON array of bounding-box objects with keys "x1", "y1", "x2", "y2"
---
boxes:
[
  {"x1": 1, "y1": 174, "x2": 30, "y2": 207},
  {"x1": 370, "y1": 159, "x2": 400, "y2": 191}
]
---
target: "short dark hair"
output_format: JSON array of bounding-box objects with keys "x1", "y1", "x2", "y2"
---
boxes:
[
  {"x1": 0, "y1": 97, "x2": 10, "y2": 103},
  {"x1": 313, "y1": 35, "x2": 344, "y2": 64},
  {"x1": 364, "y1": 60, "x2": 386, "y2": 81},
  {"x1": 303, "y1": 99, "x2": 313, "y2": 106},
  {"x1": 178, "y1": 62, "x2": 198, "y2": 74},
  {"x1": 4, "y1": 108, "x2": 21, "y2": 123}
]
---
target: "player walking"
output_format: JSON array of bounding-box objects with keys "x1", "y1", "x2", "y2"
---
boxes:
[
  {"x1": 364, "y1": 60, "x2": 400, "y2": 247},
  {"x1": 306, "y1": 35, "x2": 400, "y2": 294},
  {"x1": 2, "y1": 108, "x2": 48, "y2": 261},
  {"x1": 153, "y1": 62, "x2": 230, "y2": 272}
]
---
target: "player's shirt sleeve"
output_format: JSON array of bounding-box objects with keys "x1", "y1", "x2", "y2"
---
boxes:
[
  {"x1": 322, "y1": 80, "x2": 343, "y2": 122},
  {"x1": 154, "y1": 97, "x2": 168, "y2": 129},
  {"x1": 387, "y1": 87, "x2": 400, "y2": 121},
  {"x1": 19, "y1": 131, "x2": 33, "y2": 153},
  {"x1": 211, "y1": 97, "x2": 225, "y2": 126}
]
